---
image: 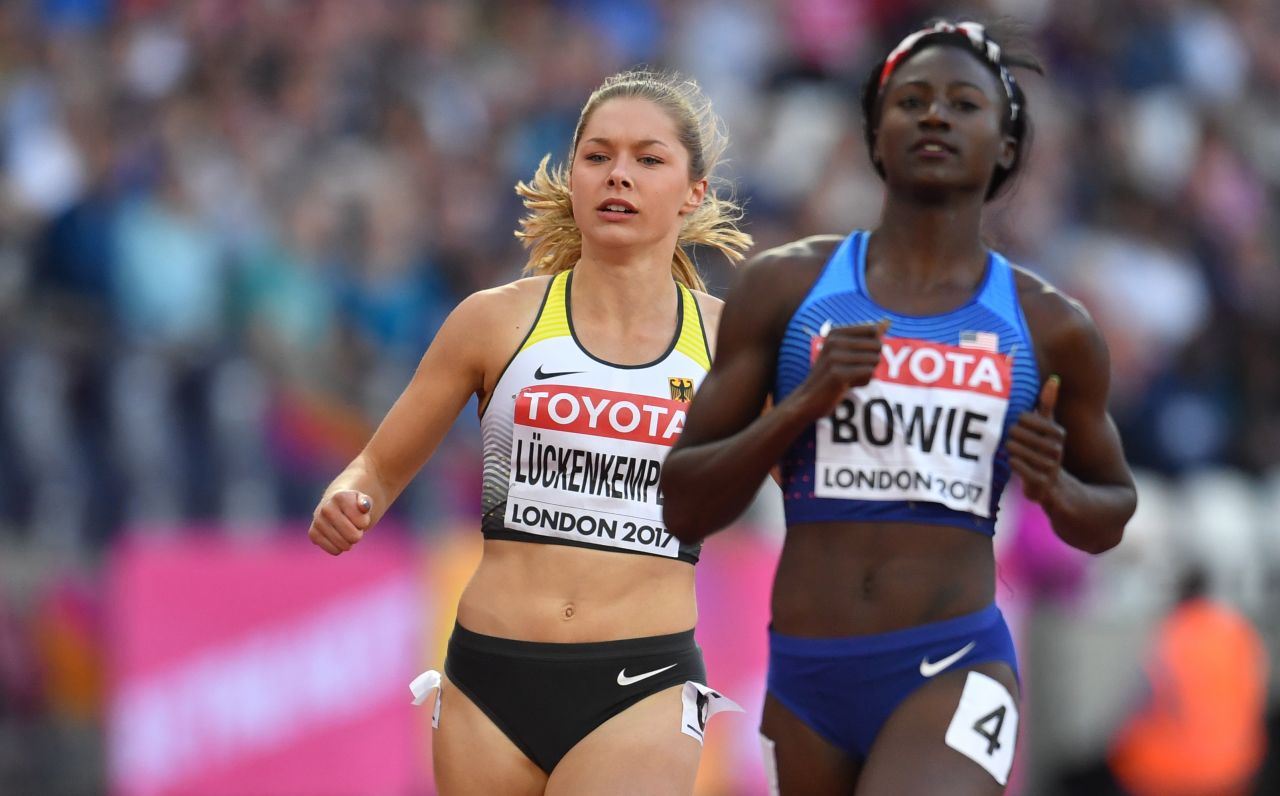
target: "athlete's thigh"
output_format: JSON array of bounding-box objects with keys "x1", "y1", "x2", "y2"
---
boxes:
[
  {"x1": 760, "y1": 692, "x2": 861, "y2": 795},
  {"x1": 855, "y1": 662, "x2": 1020, "y2": 796},
  {"x1": 432, "y1": 674, "x2": 547, "y2": 796},
  {"x1": 545, "y1": 684, "x2": 700, "y2": 796}
]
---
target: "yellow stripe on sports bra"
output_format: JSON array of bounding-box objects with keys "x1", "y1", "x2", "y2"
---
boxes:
[
  {"x1": 520, "y1": 271, "x2": 571, "y2": 351},
  {"x1": 674, "y1": 283, "x2": 711, "y2": 371}
]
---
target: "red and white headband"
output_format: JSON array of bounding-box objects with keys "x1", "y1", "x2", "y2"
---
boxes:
[{"x1": 877, "y1": 21, "x2": 1020, "y2": 122}]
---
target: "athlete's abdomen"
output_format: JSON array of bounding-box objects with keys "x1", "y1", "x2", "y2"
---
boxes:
[
  {"x1": 457, "y1": 539, "x2": 698, "y2": 642},
  {"x1": 769, "y1": 519, "x2": 996, "y2": 636}
]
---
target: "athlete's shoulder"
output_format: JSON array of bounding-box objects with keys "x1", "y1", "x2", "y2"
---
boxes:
[
  {"x1": 1010, "y1": 265, "x2": 1106, "y2": 362},
  {"x1": 1011, "y1": 265, "x2": 1092, "y2": 327},
  {"x1": 454, "y1": 274, "x2": 553, "y2": 321},
  {"x1": 733, "y1": 233, "x2": 846, "y2": 299},
  {"x1": 437, "y1": 274, "x2": 554, "y2": 364},
  {"x1": 472, "y1": 273, "x2": 555, "y2": 306},
  {"x1": 688, "y1": 287, "x2": 724, "y2": 333},
  {"x1": 718, "y1": 234, "x2": 850, "y2": 343},
  {"x1": 749, "y1": 234, "x2": 847, "y2": 272}
]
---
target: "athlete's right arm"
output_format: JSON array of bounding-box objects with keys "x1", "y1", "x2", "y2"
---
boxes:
[
  {"x1": 662, "y1": 245, "x2": 885, "y2": 544},
  {"x1": 308, "y1": 290, "x2": 498, "y2": 555}
]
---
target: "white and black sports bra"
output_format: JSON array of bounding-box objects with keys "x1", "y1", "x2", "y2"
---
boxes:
[{"x1": 479, "y1": 270, "x2": 711, "y2": 564}]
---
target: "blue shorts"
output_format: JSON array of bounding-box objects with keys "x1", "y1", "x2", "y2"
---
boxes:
[{"x1": 766, "y1": 603, "x2": 1018, "y2": 759}]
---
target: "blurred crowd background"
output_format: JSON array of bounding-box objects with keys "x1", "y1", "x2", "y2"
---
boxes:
[{"x1": 1, "y1": 0, "x2": 1278, "y2": 794}]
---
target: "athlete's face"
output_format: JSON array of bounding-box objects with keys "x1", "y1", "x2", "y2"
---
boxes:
[
  {"x1": 873, "y1": 46, "x2": 1016, "y2": 200},
  {"x1": 569, "y1": 98, "x2": 707, "y2": 253}
]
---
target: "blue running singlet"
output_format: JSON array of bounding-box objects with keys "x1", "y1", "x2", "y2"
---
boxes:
[{"x1": 774, "y1": 231, "x2": 1040, "y2": 535}]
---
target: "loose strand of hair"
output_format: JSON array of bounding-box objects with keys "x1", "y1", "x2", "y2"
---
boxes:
[{"x1": 514, "y1": 155, "x2": 580, "y2": 278}]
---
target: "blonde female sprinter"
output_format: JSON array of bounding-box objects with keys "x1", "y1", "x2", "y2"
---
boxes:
[{"x1": 308, "y1": 70, "x2": 752, "y2": 795}]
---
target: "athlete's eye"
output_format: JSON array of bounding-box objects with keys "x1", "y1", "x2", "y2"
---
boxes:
[
  {"x1": 898, "y1": 96, "x2": 924, "y2": 110},
  {"x1": 585, "y1": 153, "x2": 608, "y2": 163},
  {"x1": 638, "y1": 155, "x2": 663, "y2": 166},
  {"x1": 953, "y1": 99, "x2": 981, "y2": 112}
]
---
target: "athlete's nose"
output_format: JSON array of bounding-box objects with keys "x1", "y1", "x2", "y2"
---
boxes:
[
  {"x1": 920, "y1": 99, "x2": 951, "y2": 129},
  {"x1": 607, "y1": 163, "x2": 632, "y2": 189}
]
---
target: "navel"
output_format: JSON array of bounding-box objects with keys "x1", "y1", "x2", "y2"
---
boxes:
[{"x1": 861, "y1": 571, "x2": 876, "y2": 599}]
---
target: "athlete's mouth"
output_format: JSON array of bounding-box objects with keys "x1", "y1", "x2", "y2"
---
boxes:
[
  {"x1": 910, "y1": 137, "x2": 958, "y2": 155},
  {"x1": 597, "y1": 199, "x2": 638, "y2": 214}
]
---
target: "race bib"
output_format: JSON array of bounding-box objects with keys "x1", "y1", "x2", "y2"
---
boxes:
[
  {"x1": 505, "y1": 384, "x2": 684, "y2": 556},
  {"x1": 680, "y1": 681, "x2": 743, "y2": 744},
  {"x1": 813, "y1": 336, "x2": 1011, "y2": 517},
  {"x1": 944, "y1": 671, "x2": 1019, "y2": 784}
]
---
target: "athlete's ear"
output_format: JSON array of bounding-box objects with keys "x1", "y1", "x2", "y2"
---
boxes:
[
  {"x1": 997, "y1": 133, "x2": 1017, "y2": 171},
  {"x1": 870, "y1": 124, "x2": 885, "y2": 169},
  {"x1": 680, "y1": 178, "x2": 707, "y2": 216}
]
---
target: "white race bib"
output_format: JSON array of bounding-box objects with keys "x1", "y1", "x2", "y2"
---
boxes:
[
  {"x1": 505, "y1": 385, "x2": 685, "y2": 556},
  {"x1": 944, "y1": 671, "x2": 1019, "y2": 784},
  {"x1": 679, "y1": 681, "x2": 743, "y2": 744},
  {"x1": 813, "y1": 336, "x2": 1011, "y2": 517}
]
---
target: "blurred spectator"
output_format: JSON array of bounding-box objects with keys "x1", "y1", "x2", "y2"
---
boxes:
[{"x1": 1107, "y1": 567, "x2": 1269, "y2": 796}]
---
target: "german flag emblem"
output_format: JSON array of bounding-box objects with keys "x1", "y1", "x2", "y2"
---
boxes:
[{"x1": 669, "y1": 377, "x2": 694, "y2": 402}]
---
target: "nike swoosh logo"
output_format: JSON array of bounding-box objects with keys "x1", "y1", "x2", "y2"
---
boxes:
[
  {"x1": 616, "y1": 663, "x2": 678, "y2": 686},
  {"x1": 534, "y1": 365, "x2": 583, "y2": 380},
  {"x1": 919, "y1": 641, "x2": 976, "y2": 678}
]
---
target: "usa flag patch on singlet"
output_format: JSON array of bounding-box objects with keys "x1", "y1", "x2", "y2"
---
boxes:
[
  {"x1": 812, "y1": 335, "x2": 1012, "y2": 517},
  {"x1": 959, "y1": 330, "x2": 999, "y2": 352}
]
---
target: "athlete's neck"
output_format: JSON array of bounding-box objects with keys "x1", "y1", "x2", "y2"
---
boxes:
[
  {"x1": 571, "y1": 246, "x2": 680, "y2": 328},
  {"x1": 870, "y1": 194, "x2": 987, "y2": 288}
]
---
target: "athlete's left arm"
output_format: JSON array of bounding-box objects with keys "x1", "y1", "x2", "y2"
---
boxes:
[
  {"x1": 693, "y1": 290, "x2": 785, "y2": 486},
  {"x1": 1010, "y1": 279, "x2": 1137, "y2": 554}
]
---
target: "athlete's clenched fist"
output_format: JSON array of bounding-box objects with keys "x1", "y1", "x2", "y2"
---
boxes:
[
  {"x1": 794, "y1": 319, "x2": 891, "y2": 420},
  {"x1": 308, "y1": 490, "x2": 373, "y2": 555},
  {"x1": 1007, "y1": 375, "x2": 1065, "y2": 505}
]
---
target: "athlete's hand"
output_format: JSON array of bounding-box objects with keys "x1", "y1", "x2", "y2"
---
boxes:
[
  {"x1": 1007, "y1": 375, "x2": 1065, "y2": 505},
  {"x1": 794, "y1": 319, "x2": 890, "y2": 419},
  {"x1": 308, "y1": 490, "x2": 373, "y2": 555}
]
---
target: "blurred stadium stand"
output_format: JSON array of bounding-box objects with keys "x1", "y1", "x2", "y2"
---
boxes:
[{"x1": 0, "y1": 0, "x2": 1277, "y2": 793}]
